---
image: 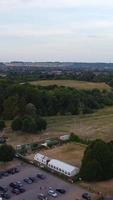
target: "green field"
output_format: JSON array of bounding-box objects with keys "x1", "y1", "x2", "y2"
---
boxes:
[
  {"x1": 30, "y1": 80, "x2": 111, "y2": 91},
  {"x1": 6, "y1": 106, "x2": 113, "y2": 147},
  {"x1": 45, "y1": 106, "x2": 113, "y2": 142}
]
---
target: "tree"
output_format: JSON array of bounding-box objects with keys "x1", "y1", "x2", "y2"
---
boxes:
[
  {"x1": 0, "y1": 144, "x2": 15, "y2": 162},
  {"x1": 0, "y1": 120, "x2": 5, "y2": 132},
  {"x1": 11, "y1": 117, "x2": 22, "y2": 131},
  {"x1": 18, "y1": 97, "x2": 26, "y2": 116},
  {"x1": 36, "y1": 117, "x2": 47, "y2": 131},
  {"x1": 25, "y1": 103, "x2": 37, "y2": 117},
  {"x1": 3, "y1": 96, "x2": 19, "y2": 119},
  {"x1": 80, "y1": 139, "x2": 113, "y2": 181},
  {"x1": 80, "y1": 160, "x2": 102, "y2": 181},
  {"x1": 22, "y1": 117, "x2": 37, "y2": 133}
]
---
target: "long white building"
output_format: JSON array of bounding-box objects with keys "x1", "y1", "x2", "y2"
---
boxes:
[
  {"x1": 34, "y1": 153, "x2": 79, "y2": 177},
  {"x1": 48, "y1": 159, "x2": 79, "y2": 177}
]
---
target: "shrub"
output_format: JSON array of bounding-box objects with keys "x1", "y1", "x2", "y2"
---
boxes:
[
  {"x1": 0, "y1": 144, "x2": 15, "y2": 162},
  {"x1": 11, "y1": 117, "x2": 22, "y2": 131},
  {"x1": 0, "y1": 120, "x2": 5, "y2": 132}
]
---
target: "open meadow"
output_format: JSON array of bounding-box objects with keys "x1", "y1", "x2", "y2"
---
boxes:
[
  {"x1": 30, "y1": 80, "x2": 111, "y2": 91},
  {"x1": 6, "y1": 106, "x2": 113, "y2": 147}
]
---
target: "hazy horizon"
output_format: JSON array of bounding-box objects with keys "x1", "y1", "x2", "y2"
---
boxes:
[{"x1": 0, "y1": 0, "x2": 113, "y2": 62}]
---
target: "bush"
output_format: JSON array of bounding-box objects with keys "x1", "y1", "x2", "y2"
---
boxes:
[
  {"x1": 0, "y1": 144, "x2": 15, "y2": 162},
  {"x1": 36, "y1": 117, "x2": 47, "y2": 131},
  {"x1": 11, "y1": 117, "x2": 22, "y2": 131},
  {"x1": 69, "y1": 133, "x2": 90, "y2": 145},
  {"x1": 11, "y1": 115, "x2": 47, "y2": 133},
  {"x1": 0, "y1": 120, "x2": 5, "y2": 132}
]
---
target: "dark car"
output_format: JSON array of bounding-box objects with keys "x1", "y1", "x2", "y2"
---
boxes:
[
  {"x1": 11, "y1": 188, "x2": 20, "y2": 195},
  {"x1": 19, "y1": 187, "x2": 26, "y2": 193},
  {"x1": 0, "y1": 186, "x2": 8, "y2": 193},
  {"x1": 9, "y1": 167, "x2": 20, "y2": 175},
  {"x1": 56, "y1": 188, "x2": 66, "y2": 194},
  {"x1": 0, "y1": 192, "x2": 11, "y2": 199},
  {"x1": 9, "y1": 182, "x2": 17, "y2": 188},
  {"x1": 24, "y1": 177, "x2": 32, "y2": 184},
  {"x1": 29, "y1": 176, "x2": 36, "y2": 182},
  {"x1": 82, "y1": 193, "x2": 91, "y2": 200},
  {"x1": 37, "y1": 173, "x2": 46, "y2": 180},
  {"x1": 3, "y1": 171, "x2": 9, "y2": 177},
  {"x1": 0, "y1": 172, "x2": 3, "y2": 179}
]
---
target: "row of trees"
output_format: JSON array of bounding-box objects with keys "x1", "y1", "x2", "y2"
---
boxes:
[
  {"x1": 11, "y1": 116, "x2": 47, "y2": 133},
  {"x1": 0, "y1": 80, "x2": 113, "y2": 119}
]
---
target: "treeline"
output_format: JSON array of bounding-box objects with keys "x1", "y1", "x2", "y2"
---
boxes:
[
  {"x1": 0, "y1": 80, "x2": 113, "y2": 120},
  {"x1": 7, "y1": 70, "x2": 113, "y2": 87}
]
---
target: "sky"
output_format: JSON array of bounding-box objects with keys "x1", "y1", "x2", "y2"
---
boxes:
[{"x1": 0, "y1": 0, "x2": 113, "y2": 62}]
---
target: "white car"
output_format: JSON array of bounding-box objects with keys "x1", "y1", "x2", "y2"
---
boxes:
[
  {"x1": 37, "y1": 193, "x2": 48, "y2": 200},
  {"x1": 48, "y1": 189, "x2": 58, "y2": 198}
]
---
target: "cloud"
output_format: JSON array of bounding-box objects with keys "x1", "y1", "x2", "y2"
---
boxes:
[
  {"x1": 0, "y1": 0, "x2": 113, "y2": 11},
  {"x1": 0, "y1": 24, "x2": 71, "y2": 37},
  {"x1": 1, "y1": 19, "x2": 113, "y2": 39}
]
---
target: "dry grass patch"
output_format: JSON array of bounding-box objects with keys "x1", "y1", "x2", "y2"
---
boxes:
[
  {"x1": 40, "y1": 142, "x2": 86, "y2": 167},
  {"x1": 80, "y1": 179, "x2": 113, "y2": 196},
  {"x1": 30, "y1": 80, "x2": 110, "y2": 91}
]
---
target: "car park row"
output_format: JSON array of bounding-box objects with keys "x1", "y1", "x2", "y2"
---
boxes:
[
  {"x1": 0, "y1": 164, "x2": 92, "y2": 200},
  {"x1": 0, "y1": 171, "x2": 69, "y2": 200},
  {"x1": 0, "y1": 167, "x2": 20, "y2": 179}
]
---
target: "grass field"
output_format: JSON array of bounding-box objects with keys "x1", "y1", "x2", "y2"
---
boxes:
[
  {"x1": 40, "y1": 142, "x2": 86, "y2": 167},
  {"x1": 45, "y1": 106, "x2": 113, "y2": 142},
  {"x1": 30, "y1": 80, "x2": 111, "y2": 91},
  {"x1": 6, "y1": 106, "x2": 113, "y2": 147}
]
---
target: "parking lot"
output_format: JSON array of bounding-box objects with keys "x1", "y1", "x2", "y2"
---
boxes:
[{"x1": 0, "y1": 162, "x2": 95, "y2": 200}]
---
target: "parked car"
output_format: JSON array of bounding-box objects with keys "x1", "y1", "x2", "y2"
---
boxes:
[
  {"x1": 82, "y1": 193, "x2": 91, "y2": 200},
  {"x1": 19, "y1": 187, "x2": 26, "y2": 193},
  {"x1": 0, "y1": 192, "x2": 11, "y2": 199},
  {"x1": 56, "y1": 189, "x2": 66, "y2": 194},
  {"x1": 0, "y1": 186, "x2": 8, "y2": 193},
  {"x1": 37, "y1": 193, "x2": 48, "y2": 200},
  {"x1": 48, "y1": 189, "x2": 58, "y2": 198},
  {"x1": 0, "y1": 172, "x2": 3, "y2": 179},
  {"x1": 37, "y1": 173, "x2": 46, "y2": 180},
  {"x1": 9, "y1": 181, "x2": 23, "y2": 189},
  {"x1": 2, "y1": 171, "x2": 9, "y2": 177},
  {"x1": 29, "y1": 176, "x2": 36, "y2": 182},
  {"x1": 24, "y1": 177, "x2": 32, "y2": 184},
  {"x1": 7, "y1": 167, "x2": 20, "y2": 175},
  {"x1": 11, "y1": 188, "x2": 20, "y2": 195},
  {"x1": 16, "y1": 181, "x2": 23, "y2": 188},
  {"x1": 9, "y1": 182, "x2": 17, "y2": 188}
]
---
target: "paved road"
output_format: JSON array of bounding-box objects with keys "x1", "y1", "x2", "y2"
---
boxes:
[{"x1": 0, "y1": 163, "x2": 94, "y2": 200}]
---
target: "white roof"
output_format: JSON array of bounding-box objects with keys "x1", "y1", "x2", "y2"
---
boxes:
[
  {"x1": 34, "y1": 153, "x2": 49, "y2": 161},
  {"x1": 49, "y1": 159, "x2": 79, "y2": 172}
]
